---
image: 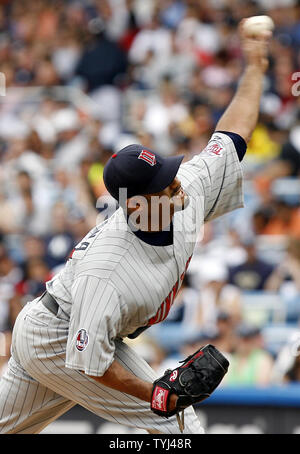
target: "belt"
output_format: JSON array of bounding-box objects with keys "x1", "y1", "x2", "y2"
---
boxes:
[{"x1": 40, "y1": 291, "x2": 59, "y2": 316}]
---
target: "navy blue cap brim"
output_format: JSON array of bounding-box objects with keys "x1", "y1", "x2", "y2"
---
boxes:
[{"x1": 136, "y1": 154, "x2": 184, "y2": 197}]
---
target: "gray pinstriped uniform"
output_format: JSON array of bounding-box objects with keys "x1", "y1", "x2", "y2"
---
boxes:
[{"x1": 0, "y1": 133, "x2": 243, "y2": 434}]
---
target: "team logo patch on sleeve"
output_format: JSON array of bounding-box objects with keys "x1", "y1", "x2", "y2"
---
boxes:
[
  {"x1": 203, "y1": 142, "x2": 224, "y2": 157},
  {"x1": 75, "y1": 329, "x2": 89, "y2": 351}
]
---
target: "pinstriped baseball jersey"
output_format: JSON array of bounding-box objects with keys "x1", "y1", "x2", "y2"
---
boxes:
[{"x1": 45, "y1": 132, "x2": 243, "y2": 377}]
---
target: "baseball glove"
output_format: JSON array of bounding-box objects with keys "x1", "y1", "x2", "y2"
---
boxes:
[{"x1": 150, "y1": 344, "x2": 229, "y2": 424}]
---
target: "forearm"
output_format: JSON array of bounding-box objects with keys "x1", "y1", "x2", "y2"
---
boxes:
[
  {"x1": 86, "y1": 359, "x2": 153, "y2": 401},
  {"x1": 216, "y1": 64, "x2": 265, "y2": 143},
  {"x1": 86, "y1": 359, "x2": 178, "y2": 409},
  {"x1": 216, "y1": 20, "x2": 272, "y2": 143}
]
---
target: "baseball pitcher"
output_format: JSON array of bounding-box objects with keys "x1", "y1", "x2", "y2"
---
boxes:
[{"x1": 0, "y1": 22, "x2": 272, "y2": 434}]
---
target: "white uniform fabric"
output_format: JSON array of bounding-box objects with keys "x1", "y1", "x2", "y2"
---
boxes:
[
  {"x1": 0, "y1": 132, "x2": 243, "y2": 434},
  {"x1": 0, "y1": 298, "x2": 202, "y2": 434}
]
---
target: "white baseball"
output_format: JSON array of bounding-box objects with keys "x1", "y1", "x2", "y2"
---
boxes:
[{"x1": 243, "y1": 15, "x2": 275, "y2": 37}]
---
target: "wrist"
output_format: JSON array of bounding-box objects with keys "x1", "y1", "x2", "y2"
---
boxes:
[
  {"x1": 146, "y1": 382, "x2": 154, "y2": 402},
  {"x1": 169, "y1": 393, "x2": 178, "y2": 412},
  {"x1": 245, "y1": 63, "x2": 266, "y2": 75}
]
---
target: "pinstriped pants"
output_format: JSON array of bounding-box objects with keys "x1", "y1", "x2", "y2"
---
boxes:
[{"x1": 0, "y1": 298, "x2": 204, "y2": 434}]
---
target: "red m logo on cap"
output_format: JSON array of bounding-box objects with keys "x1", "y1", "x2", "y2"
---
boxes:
[{"x1": 138, "y1": 150, "x2": 157, "y2": 166}]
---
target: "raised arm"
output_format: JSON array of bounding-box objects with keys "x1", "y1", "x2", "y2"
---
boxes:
[{"x1": 215, "y1": 21, "x2": 272, "y2": 143}]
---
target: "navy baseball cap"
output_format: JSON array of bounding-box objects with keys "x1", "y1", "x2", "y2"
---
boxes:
[{"x1": 103, "y1": 144, "x2": 184, "y2": 201}]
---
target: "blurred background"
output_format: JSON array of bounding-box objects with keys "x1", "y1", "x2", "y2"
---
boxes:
[{"x1": 0, "y1": 0, "x2": 300, "y2": 434}]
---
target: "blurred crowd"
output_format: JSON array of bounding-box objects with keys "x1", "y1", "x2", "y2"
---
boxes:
[{"x1": 0, "y1": 0, "x2": 300, "y2": 387}]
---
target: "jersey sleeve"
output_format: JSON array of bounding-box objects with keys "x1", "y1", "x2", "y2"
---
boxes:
[
  {"x1": 215, "y1": 131, "x2": 247, "y2": 162},
  {"x1": 177, "y1": 131, "x2": 244, "y2": 222},
  {"x1": 65, "y1": 275, "x2": 126, "y2": 376}
]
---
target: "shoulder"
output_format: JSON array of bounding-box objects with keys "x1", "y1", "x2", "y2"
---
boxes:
[{"x1": 73, "y1": 209, "x2": 136, "y2": 279}]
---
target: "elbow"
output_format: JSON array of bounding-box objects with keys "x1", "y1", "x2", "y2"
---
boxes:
[
  {"x1": 234, "y1": 130, "x2": 253, "y2": 145},
  {"x1": 242, "y1": 131, "x2": 253, "y2": 145},
  {"x1": 230, "y1": 128, "x2": 253, "y2": 145},
  {"x1": 215, "y1": 124, "x2": 253, "y2": 145}
]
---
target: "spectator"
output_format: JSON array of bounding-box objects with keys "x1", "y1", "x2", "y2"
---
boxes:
[
  {"x1": 224, "y1": 324, "x2": 274, "y2": 386},
  {"x1": 132, "y1": 29, "x2": 197, "y2": 90},
  {"x1": 0, "y1": 331, "x2": 11, "y2": 377},
  {"x1": 266, "y1": 237, "x2": 300, "y2": 292},
  {"x1": 155, "y1": 329, "x2": 219, "y2": 377},
  {"x1": 213, "y1": 312, "x2": 239, "y2": 357},
  {"x1": 3, "y1": 170, "x2": 54, "y2": 237},
  {"x1": 15, "y1": 257, "x2": 51, "y2": 301},
  {"x1": 21, "y1": 235, "x2": 46, "y2": 263},
  {"x1": 179, "y1": 330, "x2": 220, "y2": 362},
  {"x1": 125, "y1": 333, "x2": 167, "y2": 374},
  {"x1": 194, "y1": 259, "x2": 242, "y2": 332},
  {"x1": 43, "y1": 202, "x2": 76, "y2": 269},
  {"x1": 265, "y1": 237, "x2": 300, "y2": 321},
  {"x1": 0, "y1": 246, "x2": 22, "y2": 334},
  {"x1": 142, "y1": 79, "x2": 189, "y2": 154},
  {"x1": 75, "y1": 18, "x2": 128, "y2": 93},
  {"x1": 252, "y1": 207, "x2": 273, "y2": 235},
  {"x1": 261, "y1": 199, "x2": 300, "y2": 237},
  {"x1": 253, "y1": 118, "x2": 300, "y2": 199},
  {"x1": 228, "y1": 239, "x2": 274, "y2": 291},
  {"x1": 10, "y1": 256, "x2": 52, "y2": 335},
  {"x1": 128, "y1": 10, "x2": 172, "y2": 65},
  {"x1": 51, "y1": 108, "x2": 90, "y2": 171}
]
